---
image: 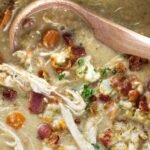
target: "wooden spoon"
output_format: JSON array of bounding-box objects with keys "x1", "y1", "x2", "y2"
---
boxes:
[{"x1": 9, "y1": 0, "x2": 150, "y2": 59}]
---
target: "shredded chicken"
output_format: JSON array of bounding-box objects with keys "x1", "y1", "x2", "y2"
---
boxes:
[
  {"x1": 0, "y1": 64, "x2": 85, "y2": 116},
  {"x1": 0, "y1": 122, "x2": 24, "y2": 150},
  {"x1": 84, "y1": 116, "x2": 102, "y2": 143},
  {"x1": 56, "y1": 89, "x2": 86, "y2": 116},
  {"x1": 60, "y1": 103, "x2": 94, "y2": 150},
  {"x1": 0, "y1": 64, "x2": 56, "y2": 96}
]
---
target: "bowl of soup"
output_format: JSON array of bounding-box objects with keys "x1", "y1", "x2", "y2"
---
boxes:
[{"x1": 0, "y1": 0, "x2": 150, "y2": 150}]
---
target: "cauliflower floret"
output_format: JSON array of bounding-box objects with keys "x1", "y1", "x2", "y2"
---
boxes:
[
  {"x1": 99, "y1": 79, "x2": 115, "y2": 95},
  {"x1": 75, "y1": 56, "x2": 100, "y2": 83}
]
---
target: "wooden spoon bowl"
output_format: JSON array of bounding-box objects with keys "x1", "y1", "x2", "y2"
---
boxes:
[{"x1": 9, "y1": 0, "x2": 150, "y2": 59}]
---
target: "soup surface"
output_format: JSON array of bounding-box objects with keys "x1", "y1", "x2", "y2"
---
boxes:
[{"x1": 0, "y1": 0, "x2": 150, "y2": 150}]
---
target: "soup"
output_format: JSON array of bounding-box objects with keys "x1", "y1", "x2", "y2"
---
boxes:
[
  {"x1": 73, "y1": 0, "x2": 150, "y2": 37},
  {"x1": 0, "y1": 0, "x2": 150, "y2": 150}
]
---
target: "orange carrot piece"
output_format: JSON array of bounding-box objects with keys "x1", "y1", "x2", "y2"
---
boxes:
[{"x1": 6, "y1": 111, "x2": 26, "y2": 129}]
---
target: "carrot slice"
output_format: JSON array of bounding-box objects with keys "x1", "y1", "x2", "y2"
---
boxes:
[
  {"x1": 43, "y1": 30, "x2": 60, "y2": 49},
  {"x1": 6, "y1": 111, "x2": 26, "y2": 129}
]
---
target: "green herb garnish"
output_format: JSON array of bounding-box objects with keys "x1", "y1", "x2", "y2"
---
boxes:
[
  {"x1": 101, "y1": 67, "x2": 111, "y2": 78},
  {"x1": 82, "y1": 84, "x2": 94, "y2": 100},
  {"x1": 92, "y1": 143, "x2": 100, "y2": 150},
  {"x1": 92, "y1": 143, "x2": 107, "y2": 150},
  {"x1": 58, "y1": 73, "x2": 66, "y2": 80},
  {"x1": 81, "y1": 84, "x2": 95, "y2": 111},
  {"x1": 77, "y1": 58, "x2": 84, "y2": 66}
]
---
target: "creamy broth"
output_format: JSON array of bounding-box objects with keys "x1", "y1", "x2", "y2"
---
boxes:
[
  {"x1": 0, "y1": 1, "x2": 150, "y2": 150},
  {"x1": 73, "y1": 0, "x2": 150, "y2": 37}
]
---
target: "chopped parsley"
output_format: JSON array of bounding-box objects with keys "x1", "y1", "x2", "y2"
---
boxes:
[
  {"x1": 101, "y1": 67, "x2": 118, "y2": 78},
  {"x1": 92, "y1": 144, "x2": 100, "y2": 150},
  {"x1": 81, "y1": 84, "x2": 95, "y2": 110},
  {"x1": 100, "y1": 67, "x2": 111, "y2": 78},
  {"x1": 58, "y1": 73, "x2": 66, "y2": 80},
  {"x1": 92, "y1": 143, "x2": 107, "y2": 150},
  {"x1": 77, "y1": 58, "x2": 84, "y2": 66},
  {"x1": 82, "y1": 84, "x2": 95, "y2": 100}
]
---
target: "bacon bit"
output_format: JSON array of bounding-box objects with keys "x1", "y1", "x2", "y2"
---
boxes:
[
  {"x1": 22, "y1": 18, "x2": 34, "y2": 29},
  {"x1": 115, "y1": 63, "x2": 126, "y2": 73},
  {"x1": 111, "y1": 75, "x2": 126, "y2": 88},
  {"x1": 89, "y1": 101, "x2": 98, "y2": 115},
  {"x1": 139, "y1": 96, "x2": 149, "y2": 112},
  {"x1": 128, "y1": 90, "x2": 140, "y2": 102},
  {"x1": 120, "y1": 80, "x2": 132, "y2": 96},
  {"x1": 89, "y1": 95, "x2": 97, "y2": 102},
  {"x1": 128, "y1": 55, "x2": 149, "y2": 71},
  {"x1": 37, "y1": 69, "x2": 49, "y2": 80},
  {"x1": 29, "y1": 92, "x2": 45, "y2": 114},
  {"x1": 71, "y1": 46, "x2": 86, "y2": 64},
  {"x1": 99, "y1": 94, "x2": 111, "y2": 102},
  {"x1": 48, "y1": 133, "x2": 60, "y2": 146},
  {"x1": 43, "y1": 30, "x2": 60, "y2": 49},
  {"x1": 63, "y1": 33, "x2": 73, "y2": 46},
  {"x1": 6, "y1": 111, "x2": 25, "y2": 129},
  {"x1": 147, "y1": 81, "x2": 150, "y2": 91},
  {"x1": 71, "y1": 46, "x2": 86, "y2": 56},
  {"x1": 38, "y1": 124, "x2": 52, "y2": 140},
  {"x1": 99, "y1": 130, "x2": 112, "y2": 147},
  {"x1": 2, "y1": 87, "x2": 17, "y2": 100},
  {"x1": 111, "y1": 75, "x2": 131, "y2": 96},
  {"x1": 0, "y1": 8, "x2": 12, "y2": 29},
  {"x1": 74, "y1": 118, "x2": 81, "y2": 124}
]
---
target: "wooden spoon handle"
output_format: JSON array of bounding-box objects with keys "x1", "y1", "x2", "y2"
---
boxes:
[
  {"x1": 85, "y1": 12, "x2": 150, "y2": 59},
  {"x1": 10, "y1": 0, "x2": 150, "y2": 59}
]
